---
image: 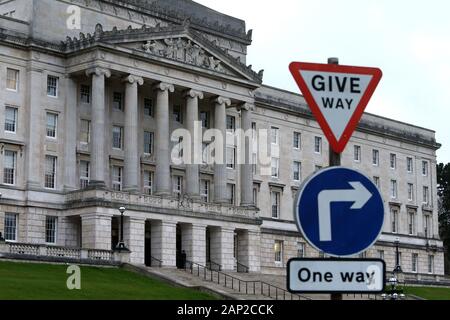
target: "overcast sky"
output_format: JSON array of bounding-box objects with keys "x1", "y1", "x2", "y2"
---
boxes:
[{"x1": 196, "y1": 0, "x2": 450, "y2": 163}]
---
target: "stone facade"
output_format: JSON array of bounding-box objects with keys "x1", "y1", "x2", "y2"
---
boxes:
[{"x1": 0, "y1": 0, "x2": 445, "y2": 276}]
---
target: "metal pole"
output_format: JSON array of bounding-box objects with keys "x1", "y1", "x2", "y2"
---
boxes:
[
  {"x1": 120, "y1": 212, "x2": 124, "y2": 244},
  {"x1": 328, "y1": 57, "x2": 343, "y2": 301}
]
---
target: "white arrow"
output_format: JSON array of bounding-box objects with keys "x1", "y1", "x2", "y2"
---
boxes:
[{"x1": 317, "y1": 181, "x2": 373, "y2": 242}]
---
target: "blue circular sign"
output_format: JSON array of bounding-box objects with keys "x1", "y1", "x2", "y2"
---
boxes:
[{"x1": 294, "y1": 167, "x2": 384, "y2": 257}]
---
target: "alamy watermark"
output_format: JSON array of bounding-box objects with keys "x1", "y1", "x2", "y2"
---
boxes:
[
  {"x1": 66, "y1": 5, "x2": 81, "y2": 30},
  {"x1": 66, "y1": 265, "x2": 81, "y2": 290}
]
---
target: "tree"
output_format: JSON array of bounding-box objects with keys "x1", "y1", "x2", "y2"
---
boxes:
[{"x1": 437, "y1": 163, "x2": 450, "y2": 274}]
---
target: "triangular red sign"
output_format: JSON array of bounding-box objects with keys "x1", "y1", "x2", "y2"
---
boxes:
[{"x1": 289, "y1": 62, "x2": 382, "y2": 153}]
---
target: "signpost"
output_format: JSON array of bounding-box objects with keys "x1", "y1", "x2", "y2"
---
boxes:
[
  {"x1": 288, "y1": 58, "x2": 383, "y2": 298},
  {"x1": 288, "y1": 259, "x2": 385, "y2": 293}
]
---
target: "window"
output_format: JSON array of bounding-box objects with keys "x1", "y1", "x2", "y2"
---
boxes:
[
  {"x1": 253, "y1": 186, "x2": 258, "y2": 207},
  {"x1": 423, "y1": 186, "x2": 429, "y2": 204},
  {"x1": 144, "y1": 98, "x2": 153, "y2": 117},
  {"x1": 80, "y1": 120, "x2": 90, "y2": 144},
  {"x1": 297, "y1": 242, "x2": 305, "y2": 258},
  {"x1": 79, "y1": 161, "x2": 90, "y2": 189},
  {"x1": 112, "y1": 126, "x2": 123, "y2": 149},
  {"x1": 113, "y1": 92, "x2": 123, "y2": 111},
  {"x1": 373, "y1": 176, "x2": 380, "y2": 188},
  {"x1": 6, "y1": 68, "x2": 19, "y2": 91},
  {"x1": 422, "y1": 161, "x2": 429, "y2": 176},
  {"x1": 274, "y1": 240, "x2": 283, "y2": 264},
  {"x1": 226, "y1": 147, "x2": 236, "y2": 169},
  {"x1": 378, "y1": 250, "x2": 384, "y2": 260},
  {"x1": 408, "y1": 211, "x2": 415, "y2": 235},
  {"x1": 144, "y1": 131, "x2": 154, "y2": 155},
  {"x1": 45, "y1": 156, "x2": 57, "y2": 189},
  {"x1": 80, "y1": 85, "x2": 90, "y2": 103},
  {"x1": 252, "y1": 122, "x2": 257, "y2": 140},
  {"x1": 271, "y1": 191, "x2": 280, "y2": 219},
  {"x1": 372, "y1": 149, "x2": 379, "y2": 166},
  {"x1": 408, "y1": 183, "x2": 414, "y2": 201},
  {"x1": 359, "y1": 252, "x2": 367, "y2": 258},
  {"x1": 390, "y1": 180, "x2": 397, "y2": 199},
  {"x1": 3, "y1": 150, "x2": 16, "y2": 185},
  {"x1": 424, "y1": 215, "x2": 431, "y2": 238},
  {"x1": 412, "y1": 253, "x2": 418, "y2": 273},
  {"x1": 200, "y1": 111, "x2": 209, "y2": 128},
  {"x1": 200, "y1": 180, "x2": 209, "y2": 202},
  {"x1": 45, "y1": 216, "x2": 57, "y2": 244},
  {"x1": 271, "y1": 158, "x2": 279, "y2": 178},
  {"x1": 46, "y1": 113, "x2": 57, "y2": 138},
  {"x1": 354, "y1": 145, "x2": 361, "y2": 162},
  {"x1": 4, "y1": 106, "x2": 17, "y2": 133},
  {"x1": 428, "y1": 255, "x2": 434, "y2": 273},
  {"x1": 143, "y1": 171, "x2": 153, "y2": 195},
  {"x1": 112, "y1": 166, "x2": 122, "y2": 191},
  {"x1": 252, "y1": 153, "x2": 257, "y2": 175},
  {"x1": 293, "y1": 161, "x2": 301, "y2": 181},
  {"x1": 407, "y1": 157, "x2": 413, "y2": 173},
  {"x1": 227, "y1": 184, "x2": 235, "y2": 205},
  {"x1": 271, "y1": 127, "x2": 279, "y2": 145},
  {"x1": 391, "y1": 208, "x2": 399, "y2": 233},
  {"x1": 175, "y1": 137, "x2": 184, "y2": 159},
  {"x1": 202, "y1": 143, "x2": 210, "y2": 165},
  {"x1": 47, "y1": 75, "x2": 59, "y2": 97},
  {"x1": 173, "y1": 176, "x2": 183, "y2": 196},
  {"x1": 314, "y1": 137, "x2": 322, "y2": 154},
  {"x1": 4, "y1": 213, "x2": 17, "y2": 242},
  {"x1": 173, "y1": 105, "x2": 182, "y2": 123},
  {"x1": 226, "y1": 116, "x2": 236, "y2": 133},
  {"x1": 390, "y1": 153, "x2": 396, "y2": 169},
  {"x1": 293, "y1": 132, "x2": 301, "y2": 149}
]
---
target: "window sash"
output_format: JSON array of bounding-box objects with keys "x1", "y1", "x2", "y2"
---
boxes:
[
  {"x1": 293, "y1": 162, "x2": 301, "y2": 181},
  {"x1": 408, "y1": 184, "x2": 414, "y2": 201},
  {"x1": 79, "y1": 161, "x2": 90, "y2": 189},
  {"x1": 143, "y1": 171, "x2": 153, "y2": 195},
  {"x1": 173, "y1": 105, "x2": 182, "y2": 123},
  {"x1": 45, "y1": 156, "x2": 57, "y2": 189},
  {"x1": 200, "y1": 180, "x2": 209, "y2": 202},
  {"x1": 112, "y1": 166, "x2": 122, "y2": 191},
  {"x1": 4, "y1": 213, "x2": 17, "y2": 241},
  {"x1": 274, "y1": 241, "x2": 283, "y2": 263},
  {"x1": 271, "y1": 127, "x2": 279, "y2": 144},
  {"x1": 412, "y1": 254, "x2": 418, "y2": 272},
  {"x1": 315, "y1": 137, "x2": 322, "y2": 153},
  {"x1": 407, "y1": 158, "x2": 413, "y2": 172},
  {"x1": 113, "y1": 92, "x2": 123, "y2": 110},
  {"x1": 423, "y1": 187, "x2": 429, "y2": 203},
  {"x1": 173, "y1": 176, "x2": 183, "y2": 194},
  {"x1": 354, "y1": 146, "x2": 361, "y2": 161},
  {"x1": 428, "y1": 256, "x2": 434, "y2": 273},
  {"x1": 46, "y1": 113, "x2": 57, "y2": 138},
  {"x1": 408, "y1": 213, "x2": 415, "y2": 235},
  {"x1": 144, "y1": 132, "x2": 154, "y2": 154},
  {"x1": 422, "y1": 161, "x2": 428, "y2": 176},
  {"x1": 6, "y1": 69, "x2": 18, "y2": 91},
  {"x1": 271, "y1": 192, "x2": 280, "y2": 218},
  {"x1": 80, "y1": 85, "x2": 90, "y2": 103},
  {"x1": 227, "y1": 116, "x2": 236, "y2": 131},
  {"x1": 390, "y1": 154, "x2": 396, "y2": 169},
  {"x1": 391, "y1": 210, "x2": 398, "y2": 233},
  {"x1": 144, "y1": 98, "x2": 153, "y2": 116},
  {"x1": 227, "y1": 184, "x2": 235, "y2": 205},
  {"x1": 390, "y1": 180, "x2": 397, "y2": 198},
  {"x1": 45, "y1": 216, "x2": 57, "y2": 244},
  {"x1": 372, "y1": 150, "x2": 379, "y2": 165},
  {"x1": 293, "y1": 132, "x2": 301, "y2": 149},
  {"x1": 200, "y1": 112, "x2": 209, "y2": 128},
  {"x1": 112, "y1": 127, "x2": 123, "y2": 149},
  {"x1": 80, "y1": 120, "x2": 91, "y2": 144},
  {"x1": 226, "y1": 147, "x2": 236, "y2": 169},
  {"x1": 4, "y1": 107, "x2": 17, "y2": 133},
  {"x1": 47, "y1": 76, "x2": 58, "y2": 97},
  {"x1": 3, "y1": 150, "x2": 16, "y2": 185},
  {"x1": 271, "y1": 158, "x2": 279, "y2": 178}
]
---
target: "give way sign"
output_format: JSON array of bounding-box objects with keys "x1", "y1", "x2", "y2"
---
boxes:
[{"x1": 289, "y1": 62, "x2": 382, "y2": 153}]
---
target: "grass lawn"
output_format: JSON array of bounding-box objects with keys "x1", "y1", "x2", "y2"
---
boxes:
[
  {"x1": 405, "y1": 286, "x2": 450, "y2": 300},
  {"x1": 0, "y1": 261, "x2": 216, "y2": 300}
]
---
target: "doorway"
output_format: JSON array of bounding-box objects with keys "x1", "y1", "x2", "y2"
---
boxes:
[{"x1": 144, "y1": 221, "x2": 152, "y2": 267}]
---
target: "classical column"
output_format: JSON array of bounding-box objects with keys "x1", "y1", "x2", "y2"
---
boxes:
[
  {"x1": 25, "y1": 67, "x2": 43, "y2": 189},
  {"x1": 185, "y1": 89, "x2": 204, "y2": 199},
  {"x1": 181, "y1": 224, "x2": 207, "y2": 266},
  {"x1": 154, "y1": 82, "x2": 175, "y2": 196},
  {"x1": 80, "y1": 213, "x2": 113, "y2": 250},
  {"x1": 210, "y1": 227, "x2": 235, "y2": 271},
  {"x1": 123, "y1": 216, "x2": 146, "y2": 265},
  {"x1": 86, "y1": 67, "x2": 111, "y2": 188},
  {"x1": 240, "y1": 103, "x2": 254, "y2": 206},
  {"x1": 151, "y1": 221, "x2": 177, "y2": 267},
  {"x1": 64, "y1": 76, "x2": 78, "y2": 191},
  {"x1": 123, "y1": 75, "x2": 144, "y2": 192},
  {"x1": 214, "y1": 96, "x2": 231, "y2": 203}
]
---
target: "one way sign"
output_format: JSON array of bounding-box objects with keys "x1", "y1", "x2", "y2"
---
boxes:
[{"x1": 289, "y1": 62, "x2": 382, "y2": 153}]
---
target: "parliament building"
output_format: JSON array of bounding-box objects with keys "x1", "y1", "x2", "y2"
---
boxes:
[{"x1": 0, "y1": 0, "x2": 444, "y2": 278}]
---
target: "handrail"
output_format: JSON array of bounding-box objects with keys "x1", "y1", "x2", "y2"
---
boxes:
[
  {"x1": 150, "y1": 256, "x2": 163, "y2": 268},
  {"x1": 184, "y1": 260, "x2": 310, "y2": 301},
  {"x1": 236, "y1": 261, "x2": 249, "y2": 273},
  {"x1": 206, "y1": 260, "x2": 222, "y2": 271}
]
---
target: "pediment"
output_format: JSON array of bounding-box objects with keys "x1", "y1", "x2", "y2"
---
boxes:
[{"x1": 63, "y1": 23, "x2": 263, "y2": 84}]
